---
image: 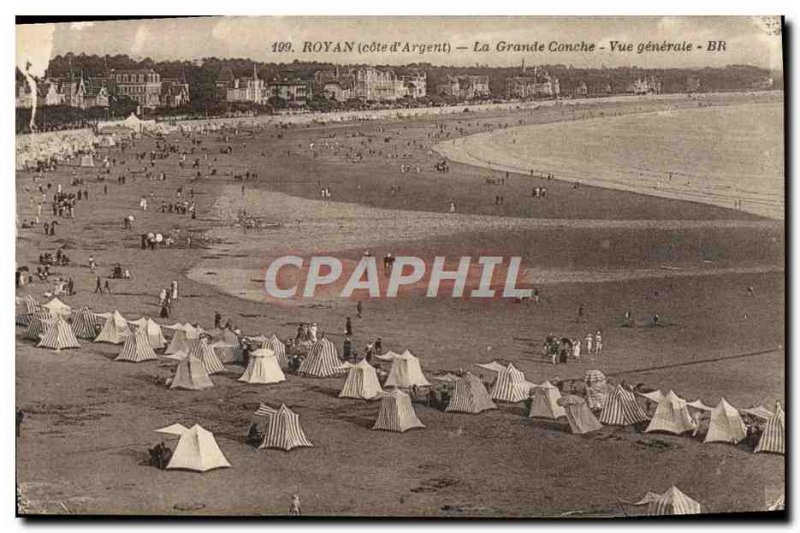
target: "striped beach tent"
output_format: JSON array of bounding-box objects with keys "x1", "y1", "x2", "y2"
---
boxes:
[
  {"x1": 646, "y1": 486, "x2": 702, "y2": 515},
  {"x1": 755, "y1": 402, "x2": 785, "y2": 455},
  {"x1": 584, "y1": 369, "x2": 612, "y2": 410},
  {"x1": 128, "y1": 317, "x2": 167, "y2": 350},
  {"x1": 558, "y1": 395, "x2": 603, "y2": 434},
  {"x1": 71, "y1": 307, "x2": 102, "y2": 339},
  {"x1": 163, "y1": 424, "x2": 231, "y2": 472},
  {"x1": 445, "y1": 372, "x2": 496, "y2": 414},
  {"x1": 257, "y1": 404, "x2": 313, "y2": 451},
  {"x1": 186, "y1": 338, "x2": 226, "y2": 375},
  {"x1": 704, "y1": 398, "x2": 746, "y2": 444},
  {"x1": 170, "y1": 353, "x2": 214, "y2": 391},
  {"x1": 529, "y1": 381, "x2": 567, "y2": 419},
  {"x1": 298, "y1": 338, "x2": 341, "y2": 377},
  {"x1": 115, "y1": 328, "x2": 158, "y2": 363},
  {"x1": 384, "y1": 350, "x2": 431, "y2": 388},
  {"x1": 372, "y1": 389, "x2": 425, "y2": 433},
  {"x1": 23, "y1": 295, "x2": 42, "y2": 314},
  {"x1": 339, "y1": 359, "x2": 383, "y2": 400},
  {"x1": 489, "y1": 363, "x2": 531, "y2": 403},
  {"x1": 94, "y1": 311, "x2": 132, "y2": 344},
  {"x1": 262, "y1": 334, "x2": 288, "y2": 367},
  {"x1": 42, "y1": 297, "x2": 71, "y2": 319},
  {"x1": 15, "y1": 296, "x2": 40, "y2": 326},
  {"x1": 239, "y1": 348, "x2": 285, "y2": 384},
  {"x1": 645, "y1": 391, "x2": 697, "y2": 435},
  {"x1": 37, "y1": 316, "x2": 80, "y2": 351},
  {"x1": 23, "y1": 310, "x2": 53, "y2": 341},
  {"x1": 599, "y1": 385, "x2": 649, "y2": 425}
]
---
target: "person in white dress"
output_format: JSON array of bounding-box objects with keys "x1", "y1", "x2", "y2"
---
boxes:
[{"x1": 594, "y1": 330, "x2": 603, "y2": 355}]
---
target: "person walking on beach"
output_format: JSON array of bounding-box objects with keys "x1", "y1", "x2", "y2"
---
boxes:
[
  {"x1": 584, "y1": 332, "x2": 593, "y2": 356},
  {"x1": 104, "y1": 280, "x2": 112, "y2": 294},
  {"x1": 356, "y1": 301, "x2": 363, "y2": 319},
  {"x1": 94, "y1": 276, "x2": 103, "y2": 294},
  {"x1": 594, "y1": 331, "x2": 603, "y2": 355},
  {"x1": 171, "y1": 280, "x2": 179, "y2": 301},
  {"x1": 289, "y1": 494, "x2": 301, "y2": 516},
  {"x1": 577, "y1": 305, "x2": 585, "y2": 323},
  {"x1": 345, "y1": 317, "x2": 353, "y2": 337}
]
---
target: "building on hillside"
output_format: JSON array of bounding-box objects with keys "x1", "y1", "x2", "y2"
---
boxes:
[
  {"x1": 219, "y1": 64, "x2": 267, "y2": 104},
  {"x1": 321, "y1": 78, "x2": 354, "y2": 102},
  {"x1": 111, "y1": 69, "x2": 163, "y2": 108},
  {"x1": 437, "y1": 75, "x2": 490, "y2": 100},
  {"x1": 315, "y1": 66, "x2": 426, "y2": 102},
  {"x1": 686, "y1": 75, "x2": 701, "y2": 93},
  {"x1": 629, "y1": 76, "x2": 662, "y2": 95},
  {"x1": 573, "y1": 81, "x2": 588, "y2": 98},
  {"x1": 267, "y1": 79, "x2": 312, "y2": 105},
  {"x1": 400, "y1": 72, "x2": 427, "y2": 99},
  {"x1": 505, "y1": 66, "x2": 559, "y2": 100},
  {"x1": 161, "y1": 78, "x2": 191, "y2": 108}
]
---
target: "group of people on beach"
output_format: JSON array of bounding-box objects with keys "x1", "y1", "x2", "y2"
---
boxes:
[{"x1": 543, "y1": 331, "x2": 603, "y2": 364}]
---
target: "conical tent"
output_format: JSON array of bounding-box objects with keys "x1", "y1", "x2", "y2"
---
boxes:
[
  {"x1": 23, "y1": 310, "x2": 53, "y2": 341},
  {"x1": 165, "y1": 424, "x2": 231, "y2": 472},
  {"x1": 384, "y1": 350, "x2": 431, "y2": 388},
  {"x1": 115, "y1": 328, "x2": 158, "y2": 363},
  {"x1": 599, "y1": 385, "x2": 650, "y2": 425},
  {"x1": 257, "y1": 404, "x2": 313, "y2": 451},
  {"x1": 446, "y1": 372, "x2": 496, "y2": 414},
  {"x1": 529, "y1": 381, "x2": 567, "y2": 419},
  {"x1": 128, "y1": 317, "x2": 167, "y2": 350},
  {"x1": 755, "y1": 403, "x2": 785, "y2": 455},
  {"x1": 339, "y1": 359, "x2": 383, "y2": 400},
  {"x1": 646, "y1": 486, "x2": 701, "y2": 515},
  {"x1": 170, "y1": 353, "x2": 214, "y2": 390},
  {"x1": 558, "y1": 395, "x2": 603, "y2": 434},
  {"x1": 42, "y1": 297, "x2": 71, "y2": 319},
  {"x1": 262, "y1": 334, "x2": 288, "y2": 367},
  {"x1": 372, "y1": 389, "x2": 425, "y2": 433},
  {"x1": 238, "y1": 348, "x2": 285, "y2": 384},
  {"x1": 94, "y1": 311, "x2": 132, "y2": 344},
  {"x1": 71, "y1": 307, "x2": 102, "y2": 339},
  {"x1": 211, "y1": 329, "x2": 243, "y2": 363},
  {"x1": 704, "y1": 398, "x2": 746, "y2": 444},
  {"x1": 37, "y1": 316, "x2": 80, "y2": 351},
  {"x1": 298, "y1": 338, "x2": 341, "y2": 377},
  {"x1": 490, "y1": 363, "x2": 531, "y2": 403},
  {"x1": 165, "y1": 323, "x2": 201, "y2": 355},
  {"x1": 645, "y1": 391, "x2": 697, "y2": 435},
  {"x1": 185, "y1": 338, "x2": 226, "y2": 375},
  {"x1": 80, "y1": 154, "x2": 95, "y2": 167}
]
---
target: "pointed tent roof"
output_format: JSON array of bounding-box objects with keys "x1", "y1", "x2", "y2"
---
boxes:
[
  {"x1": 71, "y1": 307, "x2": 102, "y2": 339},
  {"x1": 384, "y1": 350, "x2": 430, "y2": 388},
  {"x1": 165, "y1": 424, "x2": 231, "y2": 472},
  {"x1": 42, "y1": 297, "x2": 71, "y2": 318},
  {"x1": 687, "y1": 399, "x2": 713, "y2": 412},
  {"x1": 339, "y1": 359, "x2": 383, "y2": 400},
  {"x1": 165, "y1": 323, "x2": 201, "y2": 355},
  {"x1": 186, "y1": 338, "x2": 226, "y2": 375},
  {"x1": 638, "y1": 390, "x2": 666, "y2": 403},
  {"x1": 599, "y1": 385, "x2": 649, "y2": 426},
  {"x1": 704, "y1": 398, "x2": 746, "y2": 444},
  {"x1": 298, "y1": 338, "x2": 341, "y2": 377},
  {"x1": 374, "y1": 350, "x2": 402, "y2": 362},
  {"x1": 476, "y1": 361, "x2": 507, "y2": 373},
  {"x1": 115, "y1": 328, "x2": 158, "y2": 363},
  {"x1": 155, "y1": 423, "x2": 189, "y2": 436},
  {"x1": 257, "y1": 404, "x2": 313, "y2": 451},
  {"x1": 490, "y1": 363, "x2": 531, "y2": 403},
  {"x1": 238, "y1": 348, "x2": 285, "y2": 384},
  {"x1": 755, "y1": 403, "x2": 785, "y2": 455},
  {"x1": 170, "y1": 353, "x2": 214, "y2": 391},
  {"x1": 645, "y1": 391, "x2": 697, "y2": 435},
  {"x1": 529, "y1": 381, "x2": 567, "y2": 419},
  {"x1": 37, "y1": 316, "x2": 81, "y2": 351},
  {"x1": 584, "y1": 369, "x2": 612, "y2": 410},
  {"x1": 128, "y1": 317, "x2": 167, "y2": 350},
  {"x1": 262, "y1": 334, "x2": 287, "y2": 368},
  {"x1": 558, "y1": 394, "x2": 603, "y2": 434},
  {"x1": 372, "y1": 388, "x2": 425, "y2": 433},
  {"x1": 446, "y1": 372, "x2": 496, "y2": 414},
  {"x1": 23, "y1": 310, "x2": 54, "y2": 341},
  {"x1": 742, "y1": 405, "x2": 774, "y2": 421},
  {"x1": 94, "y1": 310, "x2": 132, "y2": 344},
  {"x1": 646, "y1": 486, "x2": 702, "y2": 515},
  {"x1": 23, "y1": 294, "x2": 42, "y2": 314}
]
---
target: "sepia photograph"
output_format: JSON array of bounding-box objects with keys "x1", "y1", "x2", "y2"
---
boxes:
[{"x1": 13, "y1": 14, "x2": 785, "y2": 519}]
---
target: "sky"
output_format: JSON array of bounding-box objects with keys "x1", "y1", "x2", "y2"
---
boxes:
[{"x1": 17, "y1": 16, "x2": 784, "y2": 77}]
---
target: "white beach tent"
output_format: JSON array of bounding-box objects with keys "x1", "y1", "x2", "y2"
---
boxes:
[
  {"x1": 94, "y1": 310, "x2": 132, "y2": 344},
  {"x1": 558, "y1": 395, "x2": 603, "y2": 434},
  {"x1": 170, "y1": 353, "x2": 214, "y2": 391},
  {"x1": 298, "y1": 338, "x2": 341, "y2": 377},
  {"x1": 256, "y1": 404, "x2": 313, "y2": 451},
  {"x1": 42, "y1": 297, "x2": 71, "y2": 319},
  {"x1": 599, "y1": 385, "x2": 650, "y2": 426},
  {"x1": 156, "y1": 423, "x2": 231, "y2": 472},
  {"x1": 445, "y1": 372, "x2": 496, "y2": 414},
  {"x1": 115, "y1": 328, "x2": 158, "y2": 363},
  {"x1": 210, "y1": 328, "x2": 243, "y2": 363},
  {"x1": 528, "y1": 381, "x2": 567, "y2": 419},
  {"x1": 384, "y1": 350, "x2": 430, "y2": 388},
  {"x1": 128, "y1": 317, "x2": 167, "y2": 350},
  {"x1": 755, "y1": 402, "x2": 785, "y2": 455},
  {"x1": 704, "y1": 398, "x2": 747, "y2": 444},
  {"x1": 238, "y1": 348, "x2": 285, "y2": 384},
  {"x1": 37, "y1": 316, "x2": 80, "y2": 351},
  {"x1": 645, "y1": 390, "x2": 697, "y2": 435},
  {"x1": 644, "y1": 486, "x2": 702, "y2": 516},
  {"x1": 80, "y1": 154, "x2": 95, "y2": 167},
  {"x1": 164, "y1": 323, "x2": 201, "y2": 355},
  {"x1": 339, "y1": 359, "x2": 383, "y2": 400},
  {"x1": 372, "y1": 388, "x2": 425, "y2": 433}
]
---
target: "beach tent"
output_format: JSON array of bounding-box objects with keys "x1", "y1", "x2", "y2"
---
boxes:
[
  {"x1": 638, "y1": 390, "x2": 666, "y2": 403},
  {"x1": 262, "y1": 334, "x2": 288, "y2": 367},
  {"x1": 164, "y1": 323, "x2": 201, "y2": 355},
  {"x1": 71, "y1": 307, "x2": 102, "y2": 339},
  {"x1": 645, "y1": 391, "x2": 697, "y2": 435},
  {"x1": 584, "y1": 369, "x2": 612, "y2": 410},
  {"x1": 599, "y1": 385, "x2": 650, "y2": 426},
  {"x1": 16, "y1": 295, "x2": 41, "y2": 326},
  {"x1": 37, "y1": 316, "x2": 80, "y2": 351},
  {"x1": 185, "y1": 338, "x2": 226, "y2": 375},
  {"x1": 476, "y1": 361, "x2": 507, "y2": 373},
  {"x1": 170, "y1": 353, "x2": 214, "y2": 391},
  {"x1": 687, "y1": 399, "x2": 713, "y2": 412},
  {"x1": 339, "y1": 359, "x2": 383, "y2": 400},
  {"x1": 210, "y1": 328, "x2": 243, "y2": 363},
  {"x1": 742, "y1": 405, "x2": 774, "y2": 421},
  {"x1": 80, "y1": 154, "x2": 94, "y2": 167},
  {"x1": 94, "y1": 311, "x2": 132, "y2": 344},
  {"x1": 558, "y1": 395, "x2": 603, "y2": 434},
  {"x1": 528, "y1": 381, "x2": 567, "y2": 419},
  {"x1": 128, "y1": 317, "x2": 167, "y2": 350},
  {"x1": 372, "y1": 389, "x2": 425, "y2": 433},
  {"x1": 445, "y1": 372, "x2": 496, "y2": 414},
  {"x1": 704, "y1": 398, "x2": 746, "y2": 444},
  {"x1": 159, "y1": 424, "x2": 230, "y2": 472},
  {"x1": 42, "y1": 297, "x2": 71, "y2": 319},
  {"x1": 755, "y1": 403, "x2": 785, "y2": 455},
  {"x1": 115, "y1": 328, "x2": 158, "y2": 363},
  {"x1": 239, "y1": 348, "x2": 285, "y2": 384},
  {"x1": 256, "y1": 404, "x2": 313, "y2": 451},
  {"x1": 374, "y1": 350, "x2": 402, "y2": 362},
  {"x1": 298, "y1": 338, "x2": 341, "y2": 377},
  {"x1": 384, "y1": 350, "x2": 431, "y2": 388},
  {"x1": 99, "y1": 135, "x2": 116, "y2": 147},
  {"x1": 489, "y1": 363, "x2": 532, "y2": 403},
  {"x1": 23, "y1": 311, "x2": 53, "y2": 341},
  {"x1": 645, "y1": 486, "x2": 702, "y2": 516},
  {"x1": 23, "y1": 295, "x2": 42, "y2": 314}
]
